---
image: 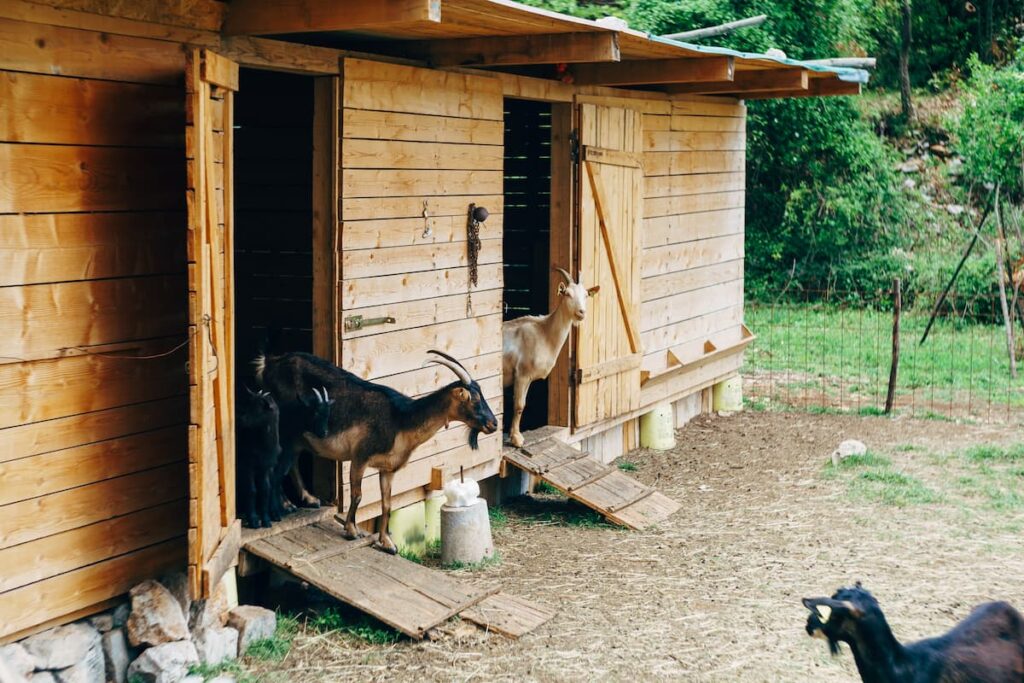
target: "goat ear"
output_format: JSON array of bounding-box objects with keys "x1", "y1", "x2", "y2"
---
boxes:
[
  {"x1": 557, "y1": 282, "x2": 567, "y2": 296},
  {"x1": 453, "y1": 387, "x2": 470, "y2": 401},
  {"x1": 587, "y1": 285, "x2": 601, "y2": 297}
]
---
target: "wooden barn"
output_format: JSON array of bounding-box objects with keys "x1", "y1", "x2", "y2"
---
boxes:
[{"x1": 0, "y1": 0, "x2": 867, "y2": 642}]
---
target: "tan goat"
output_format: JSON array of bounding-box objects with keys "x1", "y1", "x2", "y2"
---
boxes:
[{"x1": 502, "y1": 267, "x2": 599, "y2": 447}]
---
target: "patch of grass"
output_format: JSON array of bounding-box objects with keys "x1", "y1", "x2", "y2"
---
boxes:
[
  {"x1": 444, "y1": 550, "x2": 502, "y2": 571},
  {"x1": 398, "y1": 547, "x2": 423, "y2": 564},
  {"x1": 244, "y1": 613, "x2": 299, "y2": 662},
  {"x1": 617, "y1": 460, "x2": 638, "y2": 472},
  {"x1": 856, "y1": 406, "x2": 887, "y2": 417},
  {"x1": 189, "y1": 660, "x2": 255, "y2": 683},
  {"x1": 848, "y1": 469, "x2": 942, "y2": 507},
  {"x1": 743, "y1": 396, "x2": 772, "y2": 411},
  {"x1": 977, "y1": 485, "x2": 1024, "y2": 511},
  {"x1": 535, "y1": 481, "x2": 560, "y2": 495},
  {"x1": 308, "y1": 607, "x2": 401, "y2": 644},
  {"x1": 894, "y1": 444, "x2": 924, "y2": 452},
  {"x1": 964, "y1": 443, "x2": 1024, "y2": 463},
  {"x1": 488, "y1": 506, "x2": 509, "y2": 530},
  {"x1": 827, "y1": 452, "x2": 893, "y2": 470}
]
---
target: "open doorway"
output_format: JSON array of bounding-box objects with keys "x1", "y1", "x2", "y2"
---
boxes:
[
  {"x1": 233, "y1": 68, "x2": 315, "y2": 372},
  {"x1": 502, "y1": 98, "x2": 553, "y2": 434}
]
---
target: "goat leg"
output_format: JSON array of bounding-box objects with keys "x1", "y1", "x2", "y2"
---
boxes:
[
  {"x1": 240, "y1": 466, "x2": 259, "y2": 529},
  {"x1": 508, "y1": 374, "x2": 531, "y2": 448},
  {"x1": 289, "y1": 462, "x2": 320, "y2": 508},
  {"x1": 256, "y1": 469, "x2": 274, "y2": 528},
  {"x1": 375, "y1": 470, "x2": 398, "y2": 555},
  {"x1": 341, "y1": 460, "x2": 369, "y2": 540}
]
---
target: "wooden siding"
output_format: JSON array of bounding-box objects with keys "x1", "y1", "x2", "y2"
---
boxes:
[
  {"x1": 0, "y1": 18, "x2": 188, "y2": 641},
  {"x1": 639, "y1": 97, "x2": 746, "y2": 400},
  {"x1": 338, "y1": 58, "x2": 504, "y2": 522}
]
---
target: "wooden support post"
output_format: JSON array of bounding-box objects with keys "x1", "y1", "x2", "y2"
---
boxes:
[
  {"x1": 995, "y1": 190, "x2": 1017, "y2": 378},
  {"x1": 412, "y1": 32, "x2": 620, "y2": 67},
  {"x1": 667, "y1": 68, "x2": 807, "y2": 96},
  {"x1": 885, "y1": 278, "x2": 901, "y2": 415},
  {"x1": 223, "y1": 0, "x2": 440, "y2": 35},
  {"x1": 743, "y1": 78, "x2": 861, "y2": 100}
]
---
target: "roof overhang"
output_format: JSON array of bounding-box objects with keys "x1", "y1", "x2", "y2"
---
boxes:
[{"x1": 222, "y1": 0, "x2": 868, "y2": 99}]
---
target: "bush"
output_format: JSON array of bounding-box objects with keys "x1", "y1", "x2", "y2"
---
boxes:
[
  {"x1": 950, "y1": 56, "x2": 1024, "y2": 202},
  {"x1": 745, "y1": 96, "x2": 919, "y2": 298}
]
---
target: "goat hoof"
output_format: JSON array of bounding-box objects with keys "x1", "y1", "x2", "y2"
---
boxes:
[
  {"x1": 375, "y1": 540, "x2": 398, "y2": 555},
  {"x1": 509, "y1": 433, "x2": 524, "y2": 448},
  {"x1": 300, "y1": 497, "x2": 321, "y2": 509}
]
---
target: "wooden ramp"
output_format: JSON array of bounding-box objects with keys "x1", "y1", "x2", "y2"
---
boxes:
[
  {"x1": 504, "y1": 435, "x2": 681, "y2": 529},
  {"x1": 242, "y1": 515, "x2": 553, "y2": 639}
]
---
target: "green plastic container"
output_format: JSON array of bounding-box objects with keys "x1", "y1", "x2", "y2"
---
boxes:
[{"x1": 388, "y1": 500, "x2": 426, "y2": 558}]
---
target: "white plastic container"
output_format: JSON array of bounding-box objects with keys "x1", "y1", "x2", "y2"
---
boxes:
[
  {"x1": 639, "y1": 403, "x2": 676, "y2": 450},
  {"x1": 713, "y1": 375, "x2": 743, "y2": 412}
]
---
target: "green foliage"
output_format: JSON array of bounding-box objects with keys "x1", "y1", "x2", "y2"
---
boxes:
[
  {"x1": 617, "y1": 460, "x2": 638, "y2": 471},
  {"x1": 308, "y1": 608, "x2": 401, "y2": 644},
  {"x1": 745, "y1": 96, "x2": 918, "y2": 296},
  {"x1": 244, "y1": 614, "x2": 299, "y2": 662},
  {"x1": 488, "y1": 506, "x2": 510, "y2": 530},
  {"x1": 444, "y1": 551, "x2": 503, "y2": 570},
  {"x1": 965, "y1": 443, "x2": 1024, "y2": 462},
  {"x1": 189, "y1": 661, "x2": 255, "y2": 683},
  {"x1": 951, "y1": 56, "x2": 1024, "y2": 201}
]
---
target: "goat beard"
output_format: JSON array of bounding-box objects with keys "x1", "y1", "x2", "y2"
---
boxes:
[
  {"x1": 468, "y1": 429, "x2": 480, "y2": 450},
  {"x1": 827, "y1": 637, "x2": 841, "y2": 656}
]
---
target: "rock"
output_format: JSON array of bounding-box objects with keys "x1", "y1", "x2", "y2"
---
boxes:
[
  {"x1": 159, "y1": 571, "x2": 191, "y2": 620},
  {"x1": 930, "y1": 143, "x2": 951, "y2": 157},
  {"x1": 765, "y1": 47, "x2": 786, "y2": 59},
  {"x1": 101, "y1": 628, "x2": 130, "y2": 683},
  {"x1": 127, "y1": 580, "x2": 189, "y2": 647},
  {"x1": 226, "y1": 606, "x2": 276, "y2": 655},
  {"x1": 29, "y1": 673, "x2": 56, "y2": 683},
  {"x1": 208, "y1": 677, "x2": 236, "y2": 683},
  {"x1": 899, "y1": 159, "x2": 923, "y2": 173},
  {"x1": 52, "y1": 642, "x2": 104, "y2": 683},
  {"x1": 91, "y1": 602, "x2": 130, "y2": 633},
  {"x1": 194, "y1": 626, "x2": 238, "y2": 666},
  {"x1": 902, "y1": 178, "x2": 917, "y2": 189},
  {"x1": 0, "y1": 643, "x2": 35, "y2": 678},
  {"x1": 0, "y1": 657, "x2": 30, "y2": 683},
  {"x1": 188, "y1": 583, "x2": 229, "y2": 635},
  {"x1": 831, "y1": 439, "x2": 868, "y2": 466},
  {"x1": 181, "y1": 678, "x2": 204, "y2": 683},
  {"x1": 945, "y1": 204, "x2": 965, "y2": 216},
  {"x1": 126, "y1": 641, "x2": 198, "y2": 683},
  {"x1": 948, "y1": 158, "x2": 964, "y2": 175},
  {"x1": 22, "y1": 623, "x2": 100, "y2": 671},
  {"x1": 111, "y1": 603, "x2": 131, "y2": 629}
]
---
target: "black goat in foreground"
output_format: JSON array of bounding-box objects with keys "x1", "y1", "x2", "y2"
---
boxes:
[
  {"x1": 804, "y1": 583, "x2": 1024, "y2": 682},
  {"x1": 256, "y1": 350, "x2": 498, "y2": 553},
  {"x1": 270, "y1": 387, "x2": 334, "y2": 518},
  {"x1": 236, "y1": 386, "x2": 280, "y2": 529}
]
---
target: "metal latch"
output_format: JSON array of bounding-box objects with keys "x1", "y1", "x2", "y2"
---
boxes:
[{"x1": 343, "y1": 315, "x2": 396, "y2": 331}]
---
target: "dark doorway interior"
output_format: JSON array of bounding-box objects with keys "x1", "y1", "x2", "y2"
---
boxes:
[
  {"x1": 233, "y1": 68, "x2": 314, "y2": 378},
  {"x1": 503, "y1": 98, "x2": 553, "y2": 434}
]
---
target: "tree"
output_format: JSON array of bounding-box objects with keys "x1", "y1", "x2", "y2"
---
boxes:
[{"x1": 899, "y1": 0, "x2": 914, "y2": 121}]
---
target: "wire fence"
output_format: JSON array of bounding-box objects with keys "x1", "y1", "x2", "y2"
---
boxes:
[{"x1": 742, "y1": 285, "x2": 1024, "y2": 424}]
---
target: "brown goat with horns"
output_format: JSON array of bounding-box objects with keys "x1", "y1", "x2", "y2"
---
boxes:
[{"x1": 255, "y1": 350, "x2": 498, "y2": 553}]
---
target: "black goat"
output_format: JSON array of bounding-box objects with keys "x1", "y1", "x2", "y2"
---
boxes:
[
  {"x1": 270, "y1": 387, "x2": 334, "y2": 518},
  {"x1": 804, "y1": 583, "x2": 1024, "y2": 682},
  {"x1": 235, "y1": 386, "x2": 280, "y2": 529},
  {"x1": 255, "y1": 350, "x2": 498, "y2": 553}
]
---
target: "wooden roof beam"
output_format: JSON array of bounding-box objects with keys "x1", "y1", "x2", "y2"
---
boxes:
[
  {"x1": 571, "y1": 56, "x2": 733, "y2": 86},
  {"x1": 667, "y1": 68, "x2": 807, "y2": 95},
  {"x1": 411, "y1": 31, "x2": 620, "y2": 67},
  {"x1": 223, "y1": 0, "x2": 440, "y2": 36},
  {"x1": 742, "y1": 77, "x2": 861, "y2": 100}
]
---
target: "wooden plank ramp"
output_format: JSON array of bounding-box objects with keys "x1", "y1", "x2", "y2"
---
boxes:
[
  {"x1": 503, "y1": 433, "x2": 680, "y2": 529},
  {"x1": 241, "y1": 514, "x2": 551, "y2": 639}
]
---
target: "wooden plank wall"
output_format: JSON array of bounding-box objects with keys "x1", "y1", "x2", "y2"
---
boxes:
[
  {"x1": 0, "y1": 17, "x2": 188, "y2": 641},
  {"x1": 338, "y1": 58, "x2": 505, "y2": 521},
  {"x1": 638, "y1": 96, "x2": 747, "y2": 406}
]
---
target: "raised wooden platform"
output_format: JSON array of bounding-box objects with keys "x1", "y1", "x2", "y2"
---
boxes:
[
  {"x1": 241, "y1": 514, "x2": 553, "y2": 639},
  {"x1": 503, "y1": 434, "x2": 680, "y2": 529}
]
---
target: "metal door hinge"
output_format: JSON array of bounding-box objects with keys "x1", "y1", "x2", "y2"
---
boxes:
[
  {"x1": 569, "y1": 129, "x2": 580, "y2": 163},
  {"x1": 343, "y1": 315, "x2": 396, "y2": 331}
]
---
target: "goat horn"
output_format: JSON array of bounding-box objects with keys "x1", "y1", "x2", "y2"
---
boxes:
[
  {"x1": 552, "y1": 266, "x2": 573, "y2": 285},
  {"x1": 425, "y1": 350, "x2": 472, "y2": 385},
  {"x1": 319, "y1": 386, "x2": 329, "y2": 402}
]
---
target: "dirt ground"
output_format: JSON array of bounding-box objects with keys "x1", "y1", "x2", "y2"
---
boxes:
[{"x1": 247, "y1": 410, "x2": 1024, "y2": 682}]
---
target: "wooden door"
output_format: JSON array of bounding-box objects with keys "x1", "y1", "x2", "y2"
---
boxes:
[
  {"x1": 574, "y1": 102, "x2": 644, "y2": 427},
  {"x1": 185, "y1": 48, "x2": 241, "y2": 599}
]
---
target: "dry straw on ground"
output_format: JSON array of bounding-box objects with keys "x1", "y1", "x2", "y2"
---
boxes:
[{"x1": 249, "y1": 411, "x2": 1024, "y2": 682}]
